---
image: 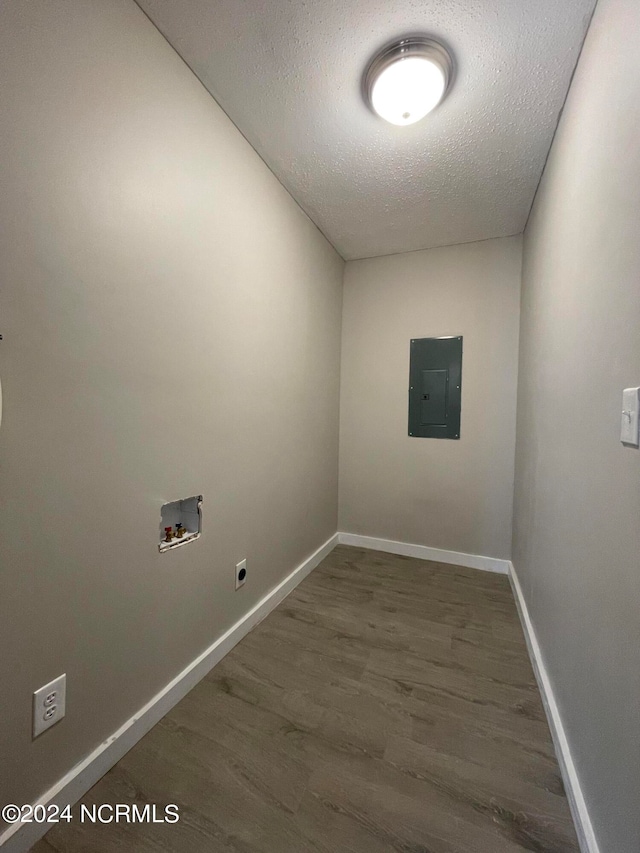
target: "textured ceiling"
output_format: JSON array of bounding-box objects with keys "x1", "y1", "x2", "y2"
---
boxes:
[{"x1": 137, "y1": 0, "x2": 596, "y2": 260}]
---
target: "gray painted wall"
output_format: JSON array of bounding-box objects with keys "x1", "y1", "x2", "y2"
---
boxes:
[
  {"x1": 0, "y1": 0, "x2": 343, "y2": 812},
  {"x1": 339, "y1": 236, "x2": 522, "y2": 559},
  {"x1": 513, "y1": 0, "x2": 640, "y2": 850}
]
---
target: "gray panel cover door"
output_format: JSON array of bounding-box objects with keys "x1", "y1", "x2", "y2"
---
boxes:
[{"x1": 408, "y1": 337, "x2": 462, "y2": 439}]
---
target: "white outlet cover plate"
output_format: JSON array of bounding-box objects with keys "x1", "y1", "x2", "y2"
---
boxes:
[
  {"x1": 621, "y1": 387, "x2": 640, "y2": 446},
  {"x1": 33, "y1": 673, "x2": 66, "y2": 738},
  {"x1": 235, "y1": 559, "x2": 247, "y2": 590}
]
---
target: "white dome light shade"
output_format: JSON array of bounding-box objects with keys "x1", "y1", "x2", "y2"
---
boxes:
[
  {"x1": 364, "y1": 38, "x2": 453, "y2": 126},
  {"x1": 371, "y1": 56, "x2": 445, "y2": 125}
]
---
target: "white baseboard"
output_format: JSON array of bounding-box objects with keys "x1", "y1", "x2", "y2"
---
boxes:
[
  {"x1": 0, "y1": 533, "x2": 339, "y2": 853},
  {"x1": 508, "y1": 561, "x2": 600, "y2": 853},
  {"x1": 3, "y1": 536, "x2": 595, "y2": 853},
  {"x1": 337, "y1": 532, "x2": 510, "y2": 574}
]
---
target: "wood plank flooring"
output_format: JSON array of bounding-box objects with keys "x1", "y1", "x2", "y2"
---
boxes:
[{"x1": 31, "y1": 545, "x2": 579, "y2": 853}]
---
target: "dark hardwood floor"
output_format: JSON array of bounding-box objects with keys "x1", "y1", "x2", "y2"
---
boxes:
[{"x1": 32, "y1": 545, "x2": 579, "y2": 852}]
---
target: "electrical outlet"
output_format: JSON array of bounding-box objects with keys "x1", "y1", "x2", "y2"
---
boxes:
[
  {"x1": 235, "y1": 559, "x2": 247, "y2": 590},
  {"x1": 33, "y1": 674, "x2": 66, "y2": 738}
]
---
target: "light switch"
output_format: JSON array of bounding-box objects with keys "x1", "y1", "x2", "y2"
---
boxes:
[{"x1": 620, "y1": 387, "x2": 640, "y2": 446}]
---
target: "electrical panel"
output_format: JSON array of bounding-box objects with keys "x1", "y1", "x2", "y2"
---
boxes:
[{"x1": 408, "y1": 336, "x2": 462, "y2": 439}]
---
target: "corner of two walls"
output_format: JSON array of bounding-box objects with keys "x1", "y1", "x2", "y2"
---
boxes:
[
  {"x1": 512, "y1": 1, "x2": 640, "y2": 851},
  {"x1": 338, "y1": 235, "x2": 523, "y2": 563},
  {"x1": 7, "y1": 6, "x2": 636, "y2": 853},
  {"x1": 0, "y1": 0, "x2": 526, "y2": 824}
]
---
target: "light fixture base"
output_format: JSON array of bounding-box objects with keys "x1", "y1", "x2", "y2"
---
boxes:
[{"x1": 364, "y1": 36, "x2": 454, "y2": 125}]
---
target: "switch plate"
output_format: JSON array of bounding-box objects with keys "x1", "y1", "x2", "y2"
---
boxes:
[
  {"x1": 33, "y1": 674, "x2": 66, "y2": 738},
  {"x1": 621, "y1": 387, "x2": 640, "y2": 446}
]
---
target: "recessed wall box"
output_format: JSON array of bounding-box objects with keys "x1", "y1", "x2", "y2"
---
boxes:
[
  {"x1": 159, "y1": 495, "x2": 202, "y2": 552},
  {"x1": 408, "y1": 336, "x2": 462, "y2": 439}
]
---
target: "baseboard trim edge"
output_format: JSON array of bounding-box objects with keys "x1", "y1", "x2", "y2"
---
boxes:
[
  {"x1": 507, "y1": 561, "x2": 600, "y2": 853},
  {"x1": 0, "y1": 532, "x2": 339, "y2": 853},
  {"x1": 337, "y1": 532, "x2": 510, "y2": 574}
]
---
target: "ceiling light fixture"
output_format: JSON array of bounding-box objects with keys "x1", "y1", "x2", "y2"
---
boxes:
[{"x1": 364, "y1": 37, "x2": 453, "y2": 126}]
